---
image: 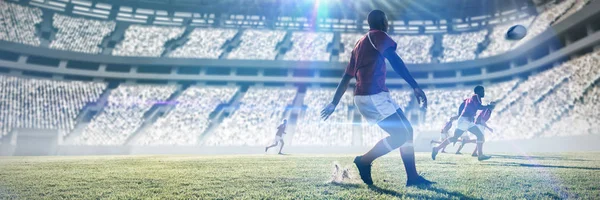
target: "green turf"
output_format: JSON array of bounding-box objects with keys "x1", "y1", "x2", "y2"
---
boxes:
[{"x1": 0, "y1": 153, "x2": 599, "y2": 199}]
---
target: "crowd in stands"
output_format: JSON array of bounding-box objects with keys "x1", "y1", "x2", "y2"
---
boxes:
[
  {"x1": 205, "y1": 87, "x2": 296, "y2": 146},
  {"x1": 554, "y1": 0, "x2": 593, "y2": 24},
  {"x1": 72, "y1": 85, "x2": 176, "y2": 145},
  {"x1": 441, "y1": 30, "x2": 488, "y2": 62},
  {"x1": 390, "y1": 35, "x2": 434, "y2": 63},
  {"x1": 0, "y1": 0, "x2": 42, "y2": 46},
  {"x1": 512, "y1": 0, "x2": 575, "y2": 48},
  {"x1": 338, "y1": 33, "x2": 363, "y2": 62},
  {"x1": 339, "y1": 33, "x2": 434, "y2": 64},
  {"x1": 479, "y1": 17, "x2": 534, "y2": 58},
  {"x1": 133, "y1": 86, "x2": 237, "y2": 145},
  {"x1": 0, "y1": 0, "x2": 594, "y2": 62},
  {"x1": 293, "y1": 88, "x2": 354, "y2": 146},
  {"x1": 112, "y1": 25, "x2": 185, "y2": 57},
  {"x1": 0, "y1": 75, "x2": 106, "y2": 137},
  {"x1": 283, "y1": 32, "x2": 333, "y2": 61},
  {"x1": 227, "y1": 29, "x2": 286, "y2": 60},
  {"x1": 545, "y1": 84, "x2": 599, "y2": 137},
  {"x1": 496, "y1": 63, "x2": 571, "y2": 112},
  {"x1": 169, "y1": 28, "x2": 237, "y2": 59},
  {"x1": 50, "y1": 14, "x2": 116, "y2": 54},
  {"x1": 490, "y1": 51, "x2": 600, "y2": 141}
]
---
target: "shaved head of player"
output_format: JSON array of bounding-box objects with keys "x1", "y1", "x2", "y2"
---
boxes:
[{"x1": 321, "y1": 10, "x2": 433, "y2": 187}]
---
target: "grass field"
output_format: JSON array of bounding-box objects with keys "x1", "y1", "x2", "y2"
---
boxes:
[{"x1": 1, "y1": 152, "x2": 599, "y2": 199}]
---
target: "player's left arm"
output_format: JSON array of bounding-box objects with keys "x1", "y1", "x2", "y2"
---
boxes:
[
  {"x1": 482, "y1": 122, "x2": 494, "y2": 132},
  {"x1": 384, "y1": 49, "x2": 427, "y2": 109}
]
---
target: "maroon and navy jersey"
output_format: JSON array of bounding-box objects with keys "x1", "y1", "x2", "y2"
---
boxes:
[
  {"x1": 276, "y1": 124, "x2": 286, "y2": 136},
  {"x1": 344, "y1": 30, "x2": 397, "y2": 95},
  {"x1": 460, "y1": 94, "x2": 483, "y2": 119},
  {"x1": 441, "y1": 121, "x2": 453, "y2": 134},
  {"x1": 476, "y1": 108, "x2": 492, "y2": 124}
]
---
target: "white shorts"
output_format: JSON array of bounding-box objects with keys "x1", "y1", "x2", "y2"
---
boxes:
[
  {"x1": 273, "y1": 136, "x2": 283, "y2": 143},
  {"x1": 456, "y1": 117, "x2": 476, "y2": 131},
  {"x1": 354, "y1": 92, "x2": 401, "y2": 124}
]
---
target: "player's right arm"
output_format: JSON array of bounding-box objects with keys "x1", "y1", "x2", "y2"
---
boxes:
[
  {"x1": 321, "y1": 74, "x2": 352, "y2": 121},
  {"x1": 322, "y1": 51, "x2": 356, "y2": 121},
  {"x1": 383, "y1": 49, "x2": 427, "y2": 109}
]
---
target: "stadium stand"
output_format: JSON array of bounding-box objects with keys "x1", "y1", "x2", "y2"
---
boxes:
[
  {"x1": 227, "y1": 29, "x2": 286, "y2": 60},
  {"x1": 490, "y1": 51, "x2": 600, "y2": 141},
  {"x1": 50, "y1": 14, "x2": 116, "y2": 54},
  {"x1": 169, "y1": 28, "x2": 238, "y2": 59},
  {"x1": 495, "y1": 62, "x2": 571, "y2": 113},
  {"x1": 205, "y1": 87, "x2": 296, "y2": 146},
  {"x1": 133, "y1": 86, "x2": 238, "y2": 145},
  {"x1": 283, "y1": 32, "x2": 333, "y2": 61},
  {"x1": 479, "y1": 17, "x2": 534, "y2": 58},
  {"x1": 0, "y1": 75, "x2": 106, "y2": 137},
  {"x1": 554, "y1": 0, "x2": 593, "y2": 24},
  {"x1": 512, "y1": 0, "x2": 575, "y2": 48},
  {"x1": 0, "y1": 0, "x2": 42, "y2": 46},
  {"x1": 338, "y1": 33, "x2": 363, "y2": 62},
  {"x1": 545, "y1": 84, "x2": 600, "y2": 137},
  {"x1": 72, "y1": 85, "x2": 177, "y2": 145},
  {"x1": 390, "y1": 35, "x2": 434, "y2": 64},
  {"x1": 112, "y1": 25, "x2": 185, "y2": 57},
  {"x1": 292, "y1": 88, "x2": 354, "y2": 146},
  {"x1": 441, "y1": 30, "x2": 488, "y2": 62}
]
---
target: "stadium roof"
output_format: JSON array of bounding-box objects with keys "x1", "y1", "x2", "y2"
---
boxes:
[{"x1": 92, "y1": 0, "x2": 538, "y2": 21}]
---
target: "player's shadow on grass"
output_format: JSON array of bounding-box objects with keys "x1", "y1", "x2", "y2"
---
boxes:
[
  {"x1": 367, "y1": 185, "x2": 481, "y2": 200},
  {"x1": 490, "y1": 154, "x2": 588, "y2": 162},
  {"x1": 485, "y1": 161, "x2": 600, "y2": 171}
]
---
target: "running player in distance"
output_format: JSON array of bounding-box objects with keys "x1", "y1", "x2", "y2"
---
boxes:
[
  {"x1": 465, "y1": 106, "x2": 495, "y2": 157},
  {"x1": 265, "y1": 119, "x2": 287, "y2": 155},
  {"x1": 431, "y1": 115, "x2": 459, "y2": 153},
  {"x1": 432, "y1": 86, "x2": 496, "y2": 161},
  {"x1": 321, "y1": 10, "x2": 433, "y2": 187}
]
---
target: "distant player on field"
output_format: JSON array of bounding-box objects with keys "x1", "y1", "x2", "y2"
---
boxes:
[
  {"x1": 430, "y1": 115, "x2": 459, "y2": 153},
  {"x1": 453, "y1": 99, "x2": 477, "y2": 155},
  {"x1": 458, "y1": 107, "x2": 495, "y2": 157},
  {"x1": 265, "y1": 119, "x2": 287, "y2": 155},
  {"x1": 432, "y1": 86, "x2": 495, "y2": 161},
  {"x1": 321, "y1": 10, "x2": 433, "y2": 186}
]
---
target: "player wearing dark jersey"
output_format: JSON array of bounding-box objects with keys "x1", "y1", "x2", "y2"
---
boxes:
[
  {"x1": 466, "y1": 108, "x2": 495, "y2": 156},
  {"x1": 432, "y1": 86, "x2": 496, "y2": 161},
  {"x1": 321, "y1": 10, "x2": 432, "y2": 187},
  {"x1": 430, "y1": 115, "x2": 459, "y2": 153},
  {"x1": 265, "y1": 119, "x2": 287, "y2": 155}
]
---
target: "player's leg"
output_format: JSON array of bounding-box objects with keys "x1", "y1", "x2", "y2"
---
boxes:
[
  {"x1": 354, "y1": 111, "x2": 411, "y2": 185},
  {"x1": 455, "y1": 141, "x2": 466, "y2": 154},
  {"x1": 278, "y1": 139, "x2": 285, "y2": 154},
  {"x1": 375, "y1": 109, "x2": 432, "y2": 186},
  {"x1": 432, "y1": 129, "x2": 464, "y2": 160},
  {"x1": 467, "y1": 126, "x2": 489, "y2": 160},
  {"x1": 441, "y1": 135, "x2": 449, "y2": 153},
  {"x1": 456, "y1": 136, "x2": 475, "y2": 154},
  {"x1": 265, "y1": 139, "x2": 278, "y2": 152},
  {"x1": 472, "y1": 146, "x2": 478, "y2": 157}
]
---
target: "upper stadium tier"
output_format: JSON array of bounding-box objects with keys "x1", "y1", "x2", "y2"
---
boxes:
[{"x1": 0, "y1": 0, "x2": 599, "y2": 87}]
